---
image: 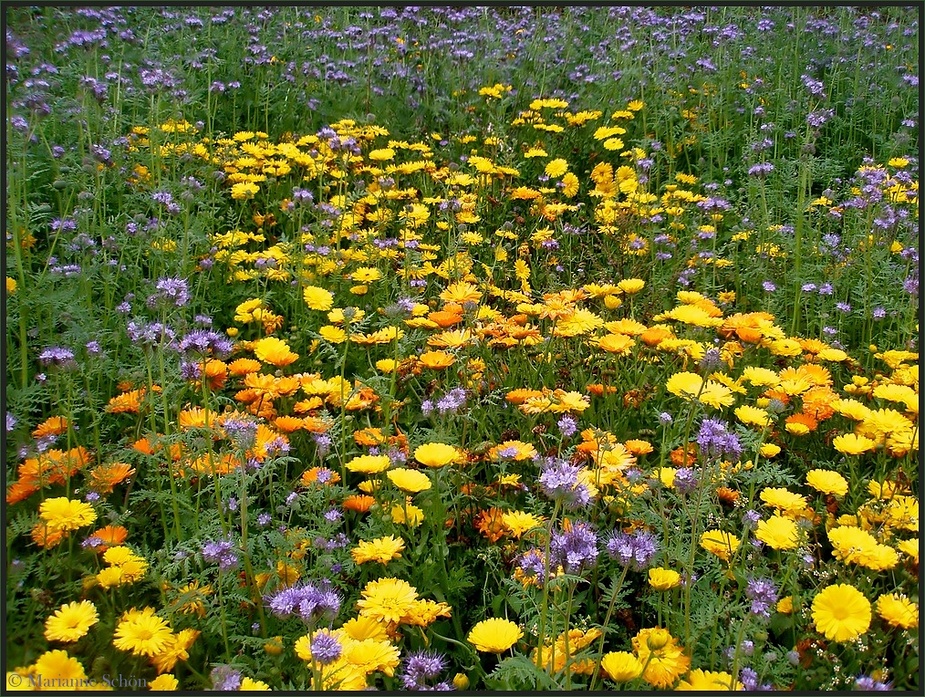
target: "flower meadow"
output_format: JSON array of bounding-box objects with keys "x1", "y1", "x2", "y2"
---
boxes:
[{"x1": 4, "y1": 5, "x2": 921, "y2": 692}]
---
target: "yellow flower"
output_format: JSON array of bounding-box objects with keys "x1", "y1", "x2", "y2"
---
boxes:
[
  {"x1": 350, "y1": 266, "x2": 382, "y2": 283},
  {"x1": 414, "y1": 442, "x2": 462, "y2": 468},
  {"x1": 319, "y1": 325, "x2": 347, "y2": 344},
  {"x1": 231, "y1": 182, "x2": 259, "y2": 199},
  {"x1": 648, "y1": 567, "x2": 682, "y2": 591},
  {"x1": 699, "y1": 530, "x2": 740, "y2": 561},
  {"x1": 467, "y1": 618, "x2": 523, "y2": 653},
  {"x1": 666, "y1": 372, "x2": 703, "y2": 400},
  {"x1": 600, "y1": 651, "x2": 643, "y2": 682},
  {"x1": 698, "y1": 381, "x2": 736, "y2": 409},
  {"x1": 812, "y1": 584, "x2": 871, "y2": 642},
  {"x1": 148, "y1": 675, "x2": 179, "y2": 690},
  {"x1": 112, "y1": 607, "x2": 173, "y2": 657},
  {"x1": 345, "y1": 454, "x2": 391, "y2": 474},
  {"x1": 740, "y1": 366, "x2": 780, "y2": 387},
  {"x1": 755, "y1": 515, "x2": 801, "y2": 550},
  {"x1": 501, "y1": 510, "x2": 544, "y2": 538},
  {"x1": 595, "y1": 333, "x2": 635, "y2": 354},
  {"x1": 735, "y1": 405, "x2": 772, "y2": 427},
  {"x1": 617, "y1": 278, "x2": 645, "y2": 294},
  {"x1": 676, "y1": 669, "x2": 742, "y2": 691},
  {"x1": 386, "y1": 468, "x2": 432, "y2": 493},
  {"x1": 341, "y1": 615, "x2": 390, "y2": 642},
  {"x1": 39, "y1": 497, "x2": 97, "y2": 533},
  {"x1": 418, "y1": 350, "x2": 455, "y2": 370},
  {"x1": 252, "y1": 336, "x2": 299, "y2": 366},
  {"x1": 544, "y1": 158, "x2": 569, "y2": 178},
  {"x1": 440, "y1": 281, "x2": 482, "y2": 305},
  {"x1": 368, "y1": 148, "x2": 395, "y2": 161},
  {"x1": 303, "y1": 285, "x2": 334, "y2": 310},
  {"x1": 391, "y1": 500, "x2": 424, "y2": 527},
  {"x1": 832, "y1": 433, "x2": 877, "y2": 455},
  {"x1": 356, "y1": 578, "x2": 419, "y2": 625},
  {"x1": 759, "y1": 487, "x2": 808, "y2": 517},
  {"x1": 239, "y1": 677, "x2": 272, "y2": 690},
  {"x1": 31, "y1": 650, "x2": 88, "y2": 687},
  {"x1": 351, "y1": 536, "x2": 405, "y2": 565},
  {"x1": 806, "y1": 469, "x2": 848, "y2": 497},
  {"x1": 759, "y1": 443, "x2": 781, "y2": 458},
  {"x1": 876, "y1": 593, "x2": 918, "y2": 629},
  {"x1": 632, "y1": 627, "x2": 690, "y2": 689},
  {"x1": 6, "y1": 277, "x2": 16, "y2": 294},
  {"x1": 44, "y1": 600, "x2": 99, "y2": 642}
]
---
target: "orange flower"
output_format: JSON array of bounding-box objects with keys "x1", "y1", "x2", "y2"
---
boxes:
[
  {"x1": 801, "y1": 387, "x2": 837, "y2": 421},
  {"x1": 273, "y1": 416, "x2": 306, "y2": 433},
  {"x1": 587, "y1": 383, "x2": 619, "y2": 396},
  {"x1": 33, "y1": 416, "x2": 69, "y2": 439},
  {"x1": 31, "y1": 521, "x2": 67, "y2": 548},
  {"x1": 639, "y1": 327, "x2": 673, "y2": 347},
  {"x1": 201, "y1": 360, "x2": 228, "y2": 389},
  {"x1": 88, "y1": 463, "x2": 135, "y2": 494},
  {"x1": 106, "y1": 387, "x2": 155, "y2": 414},
  {"x1": 624, "y1": 439, "x2": 654, "y2": 456},
  {"x1": 505, "y1": 388, "x2": 545, "y2": 405},
  {"x1": 785, "y1": 412, "x2": 818, "y2": 432},
  {"x1": 6, "y1": 479, "x2": 38, "y2": 505},
  {"x1": 475, "y1": 507, "x2": 507, "y2": 543},
  {"x1": 354, "y1": 427, "x2": 386, "y2": 446},
  {"x1": 300, "y1": 467, "x2": 341, "y2": 487},
  {"x1": 89, "y1": 525, "x2": 129, "y2": 552},
  {"x1": 227, "y1": 358, "x2": 262, "y2": 376},
  {"x1": 132, "y1": 437, "x2": 157, "y2": 455},
  {"x1": 427, "y1": 309, "x2": 463, "y2": 328},
  {"x1": 343, "y1": 495, "x2": 376, "y2": 513},
  {"x1": 419, "y1": 350, "x2": 456, "y2": 370},
  {"x1": 670, "y1": 445, "x2": 698, "y2": 466},
  {"x1": 716, "y1": 487, "x2": 740, "y2": 506}
]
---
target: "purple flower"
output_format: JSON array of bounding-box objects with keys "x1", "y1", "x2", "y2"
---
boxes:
[
  {"x1": 605, "y1": 529, "x2": 659, "y2": 570},
  {"x1": 6, "y1": 412, "x2": 17, "y2": 432},
  {"x1": 673, "y1": 467, "x2": 698, "y2": 494},
  {"x1": 178, "y1": 329, "x2": 232, "y2": 358},
  {"x1": 127, "y1": 320, "x2": 176, "y2": 347},
  {"x1": 854, "y1": 675, "x2": 892, "y2": 691},
  {"x1": 146, "y1": 276, "x2": 189, "y2": 309},
  {"x1": 266, "y1": 581, "x2": 340, "y2": 626},
  {"x1": 806, "y1": 109, "x2": 834, "y2": 127},
  {"x1": 550, "y1": 521, "x2": 599, "y2": 574},
  {"x1": 762, "y1": 281, "x2": 776, "y2": 292},
  {"x1": 740, "y1": 667, "x2": 759, "y2": 691},
  {"x1": 202, "y1": 538, "x2": 239, "y2": 572},
  {"x1": 835, "y1": 302, "x2": 851, "y2": 313},
  {"x1": 311, "y1": 630, "x2": 343, "y2": 665},
  {"x1": 557, "y1": 415, "x2": 578, "y2": 438},
  {"x1": 697, "y1": 418, "x2": 742, "y2": 460},
  {"x1": 538, "y1": 459, "x2": 591, "y2": 508},
  {"x1": 658, "y1": 412, "x2": 673, "y2": 425},
  {"x1": 515, "y1": 548, "x2": 548, "y2": 585},
  {"x1": 38, "y1": 346, "x2": 76, "y2": 368},
  {"x1": 210, "y1": 665, "x2": 242, "y2": 691},
  {"x1": 747, "y1": 162, "x2": 774, "y2": 178},
  {"x1": 401, "y1": 650, "x2": 449, "y2": 690},
  {"x1": 698, "y1": 348, "x2": 722, "y2": 372},
  {"x1": 745, "y1": 577, "x2": 778, "y2": 618}
]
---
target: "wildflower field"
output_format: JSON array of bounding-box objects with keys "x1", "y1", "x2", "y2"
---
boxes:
[{"x1": 4, "y1": 5, "x2": 922, "y2": 692}]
